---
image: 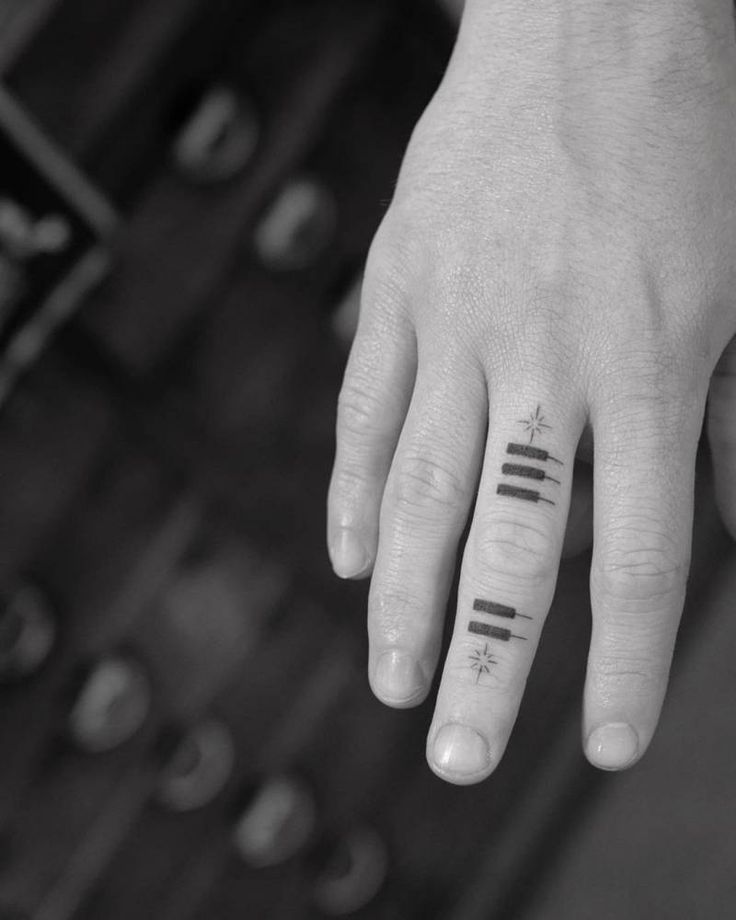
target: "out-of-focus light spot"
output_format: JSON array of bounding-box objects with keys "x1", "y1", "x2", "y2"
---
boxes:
[
  {"x1": 254, "y1": 178, "x2": 336, "y2": 271},
  {"x1": 331, "y1": 273, "x2": 363, "y2": 345},
  {"x1": 0, "y1": 582, "x2": 56, "y2": 683},
  {"x1": 173, "y1": 86, "x2": 259, "y2": 184},
  {"x1": 68, "y1": 656, "x2": 150, "y2": 753},
  {"x1": 313, "y1": 826, "x2": 388, "y2": 915},
  {"x1": 156, "y1": 718, "x2": 235, "y2": 812},
  {"x1": 232, "y1": 774, "x2": 316, "y2": 868}
]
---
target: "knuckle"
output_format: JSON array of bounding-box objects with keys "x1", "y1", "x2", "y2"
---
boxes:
[
  {"x1": 473, "y1": 512, "x2": 557, "y2": 587},
  {"x1": 588, "y1": 652, "x2": 668, "y2": 696},
  {"x1": 337, "y1": 379, "x2": 387, "y2": 440},
  {"x1": 329, "y1": 462, "x2": 370, "y2": 505},
  {"x1": 369, "y1": 586, "x2": 421, "y2": 644},
  {"x1": 363, "y1": 222, "x2": 421, "y2": 311},
  {"x1": 391, "y1": 452, "x2": 468, "y2": 516},
  {"x1": 606, "y1": 348, "x2": 684, "y2": 403},
  {"x1": 599, "y1": 338, "x2": 706, "y2": 427},
  {"x1": 594, "y1": 529, "x2": 688, "y2": 606}
]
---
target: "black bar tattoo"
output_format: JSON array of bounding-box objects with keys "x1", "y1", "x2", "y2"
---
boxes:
[
  {"x1": 506, "y1": 443, "x2": 562, "y2": 465},
  {"x1": 473, "y1": 599, "x2": 532, "y2": 620},
  {"x1": 501, "y1": 463, "x2": 560, "y2": 484},
  {"x1": 496, "y1": 483, "x2": 555, "y2": 505},
  {"x1": 468, "y1": 621, "x2": 527, "y2": 641}
]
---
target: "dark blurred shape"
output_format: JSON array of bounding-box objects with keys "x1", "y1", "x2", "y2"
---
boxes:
[
  {"x1": 0, "y1": 86, "x2": 114, "y2": 405},
  {"x1": 172, "y1": 85, "x2": 260, "y2": 185},
  {"x1": 313, "y1": 826, "x2": 388, "y2": 916},
  {"x1": 332, "y1": 272, "x2": 363, "y2": 345},
  {"x1": 156, "y1": 718, "x2": 235, "y2": 812},
  {"x1": 68, "y1": 655, "x2": 151, "y2": 754},
  {"x1": 254, "y1": 177, "x2": 337, "y2": 271},
  {"x1": 0, "y1": 581, "x2": 55, "y2": 683},
  {"x1": 0, "y1": 908, "x2": 29, "y2": 920},
  {"x1": 232, "y1": 773, "x2": 317, "y2": 868}
]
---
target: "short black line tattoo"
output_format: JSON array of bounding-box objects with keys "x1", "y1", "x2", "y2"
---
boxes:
[
  {"x1": 468, "y1": 621, "x2": 526, "y2": 641},
  {"x1": 468, "y1": 643, "x2": 497, "y2": 683},
  {"x1": 506, "y1": 443, "x2": 562, "y2": 465},
  {"x1": 473, "y1": 599, "x2": 514, "y2": 617},
  {"x1": 473, "y1": 599, "x2": 533, "y2": 620},
  {"x1": 497, "y1": 483, "x2": 555, "y2": 505},
  {"x1": 501, "y1": 463, "x2": 560, "y2": 485}
]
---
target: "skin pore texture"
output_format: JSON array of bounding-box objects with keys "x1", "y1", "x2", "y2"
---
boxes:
[{"x1": 328, "y1": 0, "x2": 736, "y2": 783}]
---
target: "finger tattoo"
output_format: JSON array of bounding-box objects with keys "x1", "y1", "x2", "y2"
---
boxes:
[
  {"x1": 468, "y1": 643, "x2": 497, "y2": 684},
  {"x1": 472, "y1": 599, "x2": 532, "y2": 620},
  {"x1": 468, "y1": 621, "x2": 527, "y2": 641},
  {"x1": 498, "y1": 405, "x2": 563, "y2": 505},
  {"x1": 464, "y1": 405, "x2": 561, "y2": 681}
]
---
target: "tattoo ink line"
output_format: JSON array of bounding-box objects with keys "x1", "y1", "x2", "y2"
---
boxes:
[
  {"x1": 496, "y1": 483, "x2": 555, "y2": 505},
  {"x1": 506, "y1": 443, "x2": 562, "y2": 465},
  {"x1": 501, "y1": 463, "x2": 560, "y2": 484},
  {"x1": 517, "y1": 404, "x2": 551, "y2": 443},
  {"x1": 473, "y1": 599, "x2": 532, "y2": 620},
  {"x1": 468, "y1": 643, "x2": 497, "y2": 683},
  {"x1": 497, "y1": 408, "x2": 560, "y2": 505},
  {"x1": 468, "y1": 621, "x2": 527, "y2": 641}
]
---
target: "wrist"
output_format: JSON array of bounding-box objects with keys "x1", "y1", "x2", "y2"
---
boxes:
[{"x1": 453, "y1": 0, "x2": 736, "y2": 102}]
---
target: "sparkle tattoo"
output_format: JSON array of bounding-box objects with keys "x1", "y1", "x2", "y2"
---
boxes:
[
  {"x1": 516, "y1": 404, "x2": 550, "y2": 443},
  {"x1": 469, "y1": 643, "x2": 497, "y2": 683},
  {"x1": 497, "y1": 405, "x2": 562, "y2": 506}
]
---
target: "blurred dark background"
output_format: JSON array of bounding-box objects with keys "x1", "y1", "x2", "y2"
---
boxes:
[{"x1": 0, "y1": 1, "x2": 734, "y2": 917}]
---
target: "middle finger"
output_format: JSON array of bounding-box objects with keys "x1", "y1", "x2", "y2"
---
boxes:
[{"x1": 427, "y1": 388, "x2": 584, "y2": 783}]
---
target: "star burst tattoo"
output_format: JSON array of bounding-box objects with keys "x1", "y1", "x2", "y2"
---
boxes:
[
  {"x1": 517, "y1": 404, "x2": 551, "y2": 443},
  {"x1": 469, "y1": 643, "x2": 497, "y2": 683}
]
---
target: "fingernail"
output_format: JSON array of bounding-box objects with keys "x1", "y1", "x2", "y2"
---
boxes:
[
  {"x1": 374, "y1": 650, "x2": 425, "y2": 703},
  {"x1": 586, "y1": 722, "x2": 639, "y2": 770},
  {"x1": 330, "y1": 529, "x2": 370, "y2": 579},
  {"x1": 432, "y1": 723, "x2": 490, "y2": 777}
]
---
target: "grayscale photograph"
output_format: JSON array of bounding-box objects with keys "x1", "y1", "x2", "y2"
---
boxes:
[{"x1": 0, "y1": 0, "x2": 734, "y2": 918}]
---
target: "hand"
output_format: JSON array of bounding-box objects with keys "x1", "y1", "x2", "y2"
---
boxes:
[{"x1": 328, "y1": 0, "x2": 736, "y2": 782}]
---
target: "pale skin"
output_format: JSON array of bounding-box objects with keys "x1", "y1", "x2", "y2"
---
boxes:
[{"x1": 328, "y1": 0, "x2": 736, "y2": 783}]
